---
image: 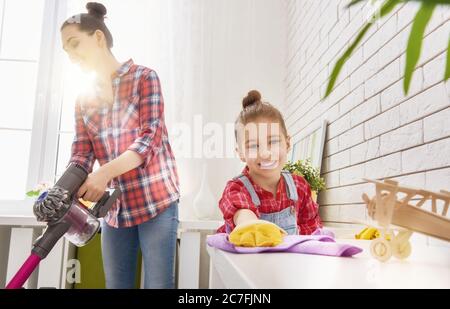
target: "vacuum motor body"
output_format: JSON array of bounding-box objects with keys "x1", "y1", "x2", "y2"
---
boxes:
[{"x1": 33, "y1": 164, "x2": 120, "y2": 256}]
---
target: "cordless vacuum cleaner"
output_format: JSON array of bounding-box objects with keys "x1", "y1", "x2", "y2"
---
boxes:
[{"x1": 5, "y1": 163, "x2": 121, "y2": 289}]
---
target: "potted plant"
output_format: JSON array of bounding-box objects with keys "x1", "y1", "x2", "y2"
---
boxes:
[{"x1": 284, "y1": 159, "x2": 326, "y2": 202}]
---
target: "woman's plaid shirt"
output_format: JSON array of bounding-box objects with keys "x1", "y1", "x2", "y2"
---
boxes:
[{"x1": 69, "y1": 59, "x2": 180, "y2": 228}]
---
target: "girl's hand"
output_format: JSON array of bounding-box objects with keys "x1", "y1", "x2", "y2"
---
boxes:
[
  {"x1": 78, "y1": 169, "x2": 111, "y2": 202},
  {"x1": 234, "y1": 209, "x2": 259, "y2": 226},
  {"x1": 229, "y1": 219, "x2": 286, "y2": 247}
]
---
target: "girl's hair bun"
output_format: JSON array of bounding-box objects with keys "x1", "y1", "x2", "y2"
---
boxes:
[
  {"x1": 86, "y1": 2, "x2": 107, "y2": 20},
  {"x1": 242, "y1": 90, "x2": 262, "y2": 109}
]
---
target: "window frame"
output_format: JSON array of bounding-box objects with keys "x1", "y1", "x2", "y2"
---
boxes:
[{"x1": 0, "y1": 0, "x2": 68, "y2": 215}]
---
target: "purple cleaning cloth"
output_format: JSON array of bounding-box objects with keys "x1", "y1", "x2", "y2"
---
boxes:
[
  {"x1": 312, "y1": 227, "x2": 336, "y2": 238},
  {"x1": 207, "y1": 233, "x2": 363, "y2": 257}
]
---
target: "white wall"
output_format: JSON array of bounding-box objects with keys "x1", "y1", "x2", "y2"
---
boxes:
[
  {"x1": 149, "y1": 0, "x2": 287, "y2": 221},
  {"x1": 62, "y1": 0, "x2": 287, "y2": 221},
  {"x1": 284, "y1": 0, "x2": 449, "y2": 245}
]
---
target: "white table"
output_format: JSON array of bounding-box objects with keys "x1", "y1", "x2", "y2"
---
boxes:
[{"x1": 207, "y1": 238, "x2": 450, "y2": 289}]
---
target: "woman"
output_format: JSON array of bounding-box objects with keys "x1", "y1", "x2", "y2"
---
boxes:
[{"x1": 61, "y1": 2, "x2": 180, "y2": 289}]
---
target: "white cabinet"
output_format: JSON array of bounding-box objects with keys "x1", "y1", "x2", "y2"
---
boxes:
[{"x1": 1, "y1": 216, "x2": 223, "y2": 289}]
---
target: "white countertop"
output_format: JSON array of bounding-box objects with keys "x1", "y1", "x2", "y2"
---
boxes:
[
  {"x1": 179, "y1": 220, "x2": 223, "y2": 231},
  {"x1": 0, "y1": 212, "x2": 222, "y2": 230},
  {"x1": 207, "y1": 238, "x2": 450, "y2": 289},
  {"x1": 0, "y1": 203, "x2": 43, "y2": 227},
  {"x1": 0, "y1": 215, "x2": 44, "y2": 227}
]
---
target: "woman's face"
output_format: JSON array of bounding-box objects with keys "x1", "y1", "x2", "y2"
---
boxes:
[
  {"x1": 61, "y1": 25, "x2": 106, "y2": 72},
  {"x1": 237, "y1": 117, "x2": 291, "y2": 179}
]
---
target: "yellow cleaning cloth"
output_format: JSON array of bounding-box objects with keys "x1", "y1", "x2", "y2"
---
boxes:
[{"x1": 229, "y1": 220, "x2": 287, "y2": 247}]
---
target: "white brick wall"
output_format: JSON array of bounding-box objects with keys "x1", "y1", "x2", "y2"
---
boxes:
[{"x1": 284, "y1": 0, "x2": 450, "y2": 244}]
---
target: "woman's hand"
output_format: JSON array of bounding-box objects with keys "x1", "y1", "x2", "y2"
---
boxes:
[
  {"x1": 76, "y1": 151, "x2": 142, "y2": 203},
  {"x1": 78, "y1": 168, "x2": 111, "y2": 202}
]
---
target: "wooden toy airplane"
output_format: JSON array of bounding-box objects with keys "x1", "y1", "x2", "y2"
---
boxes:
[{"x1": 362, "y1": 179, "x2": 450, "y2": 262}]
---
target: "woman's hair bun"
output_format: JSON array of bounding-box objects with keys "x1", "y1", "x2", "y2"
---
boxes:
[
  {"x1": 86, "y1": 2, "x2": 107, "y2": 20},
  {"x1": 242, "y1": 90, "x2": 262, "y2": 109}
]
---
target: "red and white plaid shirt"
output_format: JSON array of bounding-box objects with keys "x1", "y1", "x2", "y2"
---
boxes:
[
  {"x1": 69, "y1": 59, "x2": 180, "y2": 228},
  {"x1": 218, "y1": 167, "x2": 322, "y2": 234}
]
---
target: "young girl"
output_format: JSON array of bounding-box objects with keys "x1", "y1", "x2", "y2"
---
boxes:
[
  {"x1": 61, "y1": 3, "x2": 179, "y2": 288},
  {"x1": 218, "y1": 90, "x2": 322, "y2": 243}
]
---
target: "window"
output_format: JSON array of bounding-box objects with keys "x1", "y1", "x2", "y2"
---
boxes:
[
  {"x1": 0, "y1": 0, "x2": 45, "y2": 201},
  {"x1": 56, "y1": 61, "x2": 98, "y2": 177},
  {"x1": 0, "y1": 0, "x2": 176, "y2": 213}
]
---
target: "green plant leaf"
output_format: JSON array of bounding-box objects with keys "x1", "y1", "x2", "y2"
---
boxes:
[
  {"x1": 325, "y1": 0, "x2": 400, "y2": 99},
  {"x1": 325, "y1": 24, "x2": 372, "y2": 98},
  {"x1": 26, "y1": 190, "x2": 40, "y2": 197},
  {"x1": 407, "y1": 0, "x2": 450, "y2": 4},
  {"x1": 349, "y1": 0, "x2": 450, "y2": 8},
  {"x1": 404, "y1": 2, "x2": 436, "y2": 94},
  {"x1": 347, "y1": 0, "x2": 366, "y2": 7},
  {"x1": 445, "y1": 36, "x2": 450, "y2": 80}
]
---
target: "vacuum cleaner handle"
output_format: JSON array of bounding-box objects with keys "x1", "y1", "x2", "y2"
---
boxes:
[
  {"x1": 6, "y1": 222, "x2": 71, "y2": 288},
  {"x1": 90, "y1": 187, "x2": 122, "y2": 218},
  {"x1": 32, "y1": 222, "x2": 71, "y2": 259},
  {"x1": 55, "y1": 163, "x2": 88, "y2": 197}
]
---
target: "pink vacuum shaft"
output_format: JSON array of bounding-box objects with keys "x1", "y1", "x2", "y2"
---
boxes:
[{"x1": 5, "y1": 253, "x2": 41, "y2": 289}]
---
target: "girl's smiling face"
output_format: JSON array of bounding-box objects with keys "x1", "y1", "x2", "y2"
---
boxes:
[{"x1": 237, "y1": 117, "x2": 291, "y2": 178}]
